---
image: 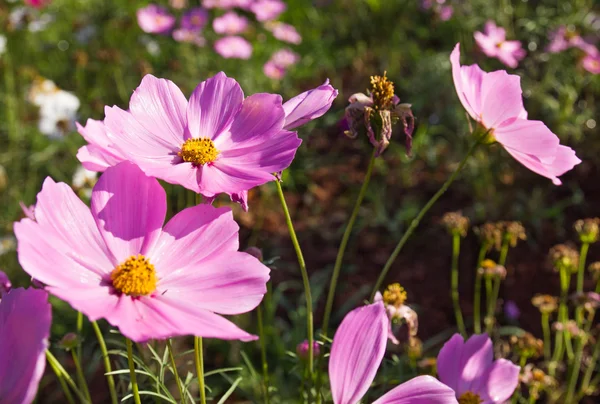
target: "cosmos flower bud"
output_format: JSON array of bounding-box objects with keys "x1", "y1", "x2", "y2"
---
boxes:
[
  {"x1": 441, "y1": 211, "x2": 470, "y2": 237},
  {"x1": 58, "y1": 332, "x2": 81, "y2": 351},
  {"x1": 549, "y1": 244, "x2": 579, "y2": 274},
  {"x1": 574, "y1": 218, "x2": 600, "y2": 244},
  {"x1": 296, "y1": 339, "x2": 320, "y2": 360}
]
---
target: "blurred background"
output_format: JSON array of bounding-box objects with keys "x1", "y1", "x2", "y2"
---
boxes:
[{"x1": 0, "y1": 0, "x2": 599, "y2": 401}]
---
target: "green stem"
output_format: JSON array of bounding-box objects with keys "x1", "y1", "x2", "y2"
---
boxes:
[
  {"x1": 451, "y1": 233, "x2": 466, "y2": 336},
  {"x1": 541, "y1": 312, "x2": 551, "y2": 361},
  {"x1": 498, "y1": 238, "x2": 510, "y2": 266},
  {"x1": 473, "y1": 244, "x2": 488, "y2": 334},
  {"x1": 322, "y1": 149, "x2": 376, "y2": 338},
  {"x1": 126, "y1": 338, "x2": 142, "y2": 404},
  {"x1": 275, "y1": 181, "x2": 314, "y2": 378},
  {"x1": 71, "y1": 350, "x2": 92, "y2": 402},
  {"x1": 166, "y1": 340, "x2": 185, "y2": 404},
  {"x1": 92, "y1": 321, "x2": 118, "y2": 404},
  {"x1": 485, "y1": 276, "x2": 502, "y2": 334},
  {"x1": 566, "y1": 337, "x2": 585, "y2": 404},
  {"x1": 195, "y1": 337, "x2": 207, "y2": 404},
  {"x1": 257, "y1": 305, "x2": 270, "y2": 404},
  {"x1": 580, "y1": 335, "x2": 600, "y2": 394},
  {"x1": 371, "y1": 138, "x2": 480, "y2": 299},
  {"x1": 576, "y1": 243, "x2": 590, "y2": 293},
  {"x1": 45, "y1": 350, "x2": 90, "y2": 404},
  {"x1": 46, "y1": 351, "x2": 76, "y2": 404}
]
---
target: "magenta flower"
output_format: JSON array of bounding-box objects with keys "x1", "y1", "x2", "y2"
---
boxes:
[
  {"x1": 437, "y1": 333, "x2": 520, "y2": 403},
  {"x1": 15, "y1": 162, "x2": 270, "y2": 342},
  {"x1": 77, "y1": 119, "x2": 128, "y2": 172},
  {"x1": 251, "y1": 0, "x2": 286, "y2": 22},
  {"x1": 546, "y1": 26, "x2": 596, "y2": 54},
  {"x1": 173, "y1": 28, "x2": 206, "y2": 46},
  {"x1": 0, "y1": 288, "x2": 51, "y2": 404},
  {"x1": 267, "y1": 22, "x2": 302, "y2": 44},
  {"x1": 181, "y1": 7, "x2": 209, "y2": 31},
  {"x1": 282, "y1": 80, "x2": 338, "y2": 130},
  {"x1": 214, "y1": 35, "x2": 253, "y2": 59},
  {"x1": 474, "y1": 21, "x2": 526, "y2": 68},
  {"x1": 582, "y1": 52, "x2": 600, "y2": 74},
  {"x1": 24, "y1": 0, "x2": 51, "y2": 8},
  {"x1": 136, "y1": 4, "x2": 176, "y2": 35},
  {"x1": 329, "y1": 301, "x2": 458, "y2": 404},
  {"x1": 213, "y1": 11, "x2": 249, "y2": 35},
  {"x1": 439, "y1": 5, "x2": 453, "y2": 21},
  {"x1": 203, "y1": 0, "x2": 252, "y2": 9},
  {"x1": 451, "y1": 43, "x2": 580, "y2": 185}
]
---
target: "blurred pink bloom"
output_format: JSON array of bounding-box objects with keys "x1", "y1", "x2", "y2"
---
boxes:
[
  {"x1": 546, "y1": 26, "x2": 597, "y2": 54},
  {"x1": 329, "y1": 301, "x2": 458, "y2": 404},
  {"x1": 282, "y1": 79, "x2": 338, "y2": 130},
  {"x1": 474, "y1": 21, "x2": 526, "y2": 68},
  {"x1": 439, "y1": 5, "x2": 453, "y2": 21},
  {"x1": 0, "y1": 288, "x2": 51, "y2": 403},
  {"x1": 582, "y1": 52, "x2": 600, "y2": 74},
  {"x1": 203, "y1": 0, "x2": 252, "y2": 9},
  {"x1": 101, "y1": 73, "x2": 301, "y2": 207},
  {"x1": 271, "y1": 48, "x2": 300, "y2": 67},
  {"x1": 169, "y1": 0, "x2": 188, "y2": 10},
  {"x1": 437, "y1": 333, "x2": 520, "y2": 403},
  {"x1": 181, "y1": 7, "x2": 208, "y2": 31},
  {"x1": 214, "y1": 36, "x2": 253, "y2": 59},
  {"x1": 263, "y1": 61, "x2": 286, "y2": 80},
  {"x1": 213, "y1": 12, "x2": 249, "y2": 35},
  {"x1": 24, "y1": 0, "x2": 51, "y2": 8},
  {"x1": 251, "y1": 0, "x2": 286, "y2": 22},
  {"x1": 77, "y1": 119, "x2": 128, "y2": 172},
  {"x1": 267, "y1": 22, "x2": 302, "y2": 44},
  {"x1": 296, "y1": 339, "x2": 320, "y2": 359},
  {"x1": 15, "y1": 162, "x2": 270, "y2": 342},
  {"x1": 451, "y1": 43, "x2": 580, "y2": 185},
  {"x1": 173, "y1": 28, "x2": 206, "y2": 46},
  {"x1": 137, "y1": 4, "x2": 176, "y2": 34},
  {"x1": 0, "y1": 270, "x2": 11, "y2": 296}
]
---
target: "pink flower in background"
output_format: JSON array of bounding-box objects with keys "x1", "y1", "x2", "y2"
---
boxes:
[
  {"x1": 173, "y1": 28, "x2": 206, "y2": 46},
  {"x1": 267, "y1": 22, "x2": 302, "y2": 44},
  {"x1": 271, "y1": 48, "x2": 300, "y2": 67},
  {"x1": 451, "y1": 44, "x2": 580, "y2": 185},
  {"x1": 214, "y1": 36, "x2": 253, "y2": 59},
  {"x1": 137, "y1": 4, "x2": 176, "y2": 34},
  {"x1": 251, "y1": 0, "x2": 286, "y2": 22},
  {"x1": 15, "y1": 163, "x2": 271, "y2": 342},
  {"x1": 77, "y1": 119, "x2": 128, "y2": 172},
  {"x1": 474, "y1": 21, "x2": 526, "y2": 68},
  {"x1": 582, "y1": 52, "x2": 600, "y2": 74},
  {"x1": 439, "y1": 5, "x2": 453, "y2": 21},
  {"x1": 263, "y1": 61, "x2": 286, "y2": 80},
  {"x1": 282, "y1": 79, "x2": 338, "y2": 130},
  {"x1": 329, "y1": 301, "x2": 458, "y2": 404},
  {"x1": 546, "y1": 26, "x2": 597, "y2": 54},
  {"x1": 170, "y1": 0, "x2": 188, "y2": 10},
  {"x1": 181, "y1": 7, "x2": 208, "y2": 31},
  {"x1": 203, "y1": 0, "x2": 251, "y2": 9},
  {"x1": 213, "y1": 12, "x2": 249, "y2": 35},
  {"x1": 0, "y1": 287, "x2": 51, "y2": 404},
  {"x1": 101, "y1": 73, "x2": 301, "y2": 207},
  {"x1": 24, "y1": 0, "x2": 51, "y2": 8},
  {"x1": 437, "y1": 333, "x2": 520, "y2": 403}
]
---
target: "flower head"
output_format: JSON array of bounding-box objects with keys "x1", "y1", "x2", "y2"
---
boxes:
[
  {"x1": 0, "y1": 288, "x2": 52, "y2": 403},
  {"x1": 250, "y1": 0, "x2": 286, "y2": 22},
  {"x1": 442, "y1": 211, "x2": 470, "y2": 237},
  {"x1": 574, "y1": 218, "x2": 600, "y2": 243},
  {"x1": 437, "y1": 333, "x2": 520, "y2": 403},
  {"x1": 136, "y1": 4, "x2": 176, "y2": 34},
  {"x1": 172, "y1": 28, "x2": 206, "y2": 46},
  {"x1": 214, "y1": 36, "x2": 253, "y2": 59},
  {"x1": 374, "y1": 285, "x2": 419, "y2": 344},
  {"x1": 266, "y1": 22, "x2": 302, "y2": 44},
  {"x1": 582, "y1": 52, "x2": 600, "y2": 74},
  {"x1": 451, "y1": 43, "x2": 581, "y2": 185},
  {"x1": 181, "y1": 7, "x2": 208, "y2": 31},
  {"x1": 474, "y1": 21, "x2": 526, "y2": 68},
  {"x1": 549, "y1": 244, "x2": 579, "y2": 273},
  {"x1": 531, "y1": 294, "x2": 558, "y2": 314},
  {"x1": 15, "y1": 162, "x2": 270, "y2": 342},
  {"x1": 213, "y1": 11, "x2": 248, "y2": 35}
]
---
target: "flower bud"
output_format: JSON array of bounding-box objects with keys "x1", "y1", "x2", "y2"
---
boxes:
[
  {"x1": 282, "y1": 80, "x2": 338, "y2": 130},
  {"x1": 296, "y1": 339, "x2": 320, "y2": 360},
  {"x1": 549, "y1": 244, "x2": 579, "y2": 273},
  {"x1": 574, "y1": 218, "x2": 600, "y2": 244},
  {"x1": 58, "y1": 332, "x2": 81, "y2": 350},
  {"x1": 479, "y1": 259, "x2": 506, "y2": 279},
  {"x1": 503, "y1": 221, "x2": 526, "y2": 247},
  {"x1": 441, "y1": 211, "x2": 470, "y2": 237}
]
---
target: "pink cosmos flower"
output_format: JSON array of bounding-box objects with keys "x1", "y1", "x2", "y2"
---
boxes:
[
  {"x1": 263, "y1": 61, "x2": 286, "y2": 80},
  {"x1": 213, "y1": 11, "x2": 249, "y2": 35},
  {"x1": 267, "y1": 22, "x2": 302, "y2": 44},
  {"x1": 451, "y1": 43, "x2": 580, "y2": 185},
  {"x1": 546, "y1": 26, "x2": 597, "y2": 54},
  {"x1": 329, "y1": 301, "x2": 458, "y2": 404},
  {"x1": 100, "y1": 73, "x2": 300, "y2": 208},
  {"x1": 437, "y1": 333, "x2": 520, "y2": 403},
  {"x1": 15, "y1": 162, "x2": 270, "y2": 342},
  {"x1": 24, "y1": 0, "x2": 51, "y2": 8},
  {"x1": 474, "y1": 21, "x2": 526, "y2": 68},
  {"x1": 582, "y1": 52, "x2": 600, "y2": 74},
  {"x1": 77, "y1": 119, "x2": 128, "y2": 172},
  {"x1": 203, "y1": 0, "x2": 251, "y2": 9},
  {"x1": 439, "y1": 5, "x2": 453, "y2": 21},
  {"x1": 0, "y1": 287, "x2": 51, "y2": 404},
  {"x1": 137, "y1": 4, "x2": 176, "y2": 35},
  {"x1": 214, "y1": 36, "x2": 253, "y2": 59},
  {"x1": 251, "y1": 0, "x2": 286, "y2": 22},
  {"x1": 271, "y1": 48, "x2": 300, "y2": 67},
  {"x1": 282, "y1": 79, "x2": 338, "y2": 130},
  {"x1": 0, "y1": 270, "x2": 11, "y2": 296},
  {"x1": 173, "y1": 28, "x2": 206, "y2": 46},
  {"x1": 181, "y1": 7, "x2": 208, "y2": 31}
]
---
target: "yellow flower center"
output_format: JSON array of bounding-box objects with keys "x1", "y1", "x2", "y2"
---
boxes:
[
  {"x1": 458, "y1": 391, "x2": 483, "y2": 404},
  {"x1": 481, "y1": 259, "x2": 497, "y2": 269},
  {"x1": 370, "y1": 71, "x2": 395, "y2": 110},
  {"x1": 111, "y1": 255, "x2": 157, "y2": 296},
  {"x1": 383, "y1": 283, "x2": 407, "y2": 307},
  {"x1": 178, "y1": 138, "x2": 219, "y2": 165}
]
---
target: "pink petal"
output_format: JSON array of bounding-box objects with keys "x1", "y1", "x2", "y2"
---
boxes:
[
  {"x1": 474, "y1": 31, "x2": 498, "y2": 57},
  {"x1": 494, "y1": 119, "x2": 559, "y2": 157},
  {"x1": 76, "y1": 119, "x2": 128, "y2": 172},
  {"x1": 150, "y1": 204, "x2": 239, "y2": 274},
  {"x1": 373, "y1": 375, "x2": 458, "y2": 404},
  {"x1": 503, "y1": 145, "x2": 581, "y2": 185},
  {"x1": 129, "y1": 75, "x2": 188, "y2": 147},
  {"x1": 282, "y1": 80, "x2": 338, "y2": 130},
  {"x1": 198, "y1": 162, "x2": 274, "y2": 196},
  {"x1": 329, "y1": 301, "x2": 388, "y2": 404},
  {"x1": 480, "y1": 70, "x2": 524, "y2": 129},
  {"x1": 484, "y1": 21, "x2": 505, "y2": 43},
  {"x1": 159, "y1": 161, "x2": 202, "y2": 193},
  {"x1": 91, "y1": 162, "x2": 166, "y2": 262},
  {"x1": 0, "y1": 288, "x2": 51, "y2": 404},
  {"x1": 437, "y1": 333, "x2": 465, "y2": 391},
  {"x1": 186, "y1": 72, "x2": 244, "y2": 141},
  {"x1": 456, "y1": 334, "x2": 494, "y2": 395},
  {"x1": 49, "y1": 286, "x2": 118, "y2": 323},
  {"x1": 450, "y1": 44, "x2": 485, "y2": 121},
  {"x1": 474, "y1": 359, "x2": 520, "y2": 403}
]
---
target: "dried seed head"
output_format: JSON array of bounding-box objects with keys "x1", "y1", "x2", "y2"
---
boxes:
[
  {"x1": 574, "y1": 218, "x2": 600, "y2": 244},
  {"x1": 475, "y1": 222, "x2": 503, "y2": 251},
  {"x1": 510, "y1": 332, "x2": 544, "y2": 360},
  {"x1": 503, "y1": 221, "x2": 527, "y2": 247},
  {"x1": 549, "y1": 244, "x2": 579, "y2": 273},
  {"x1": 441, "y1": 211, "x2": 470, "y2": 237},
  {"x1": 531, "y1": 294, "x2": 559, "y2": 314}
]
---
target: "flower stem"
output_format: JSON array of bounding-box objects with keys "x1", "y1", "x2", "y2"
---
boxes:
[
  {"x1": 473, "y1": 244, "x2": 488, "y2": 334},
  {"x1": 576, "y1": 242, "x2": 589, "y2": 293},
  {"x1": 275, "y1": 180, "x2": 314, "y2": 378},
  {"x1": 322, "y1": 149, "x2": 377, "y2": 337},
  {"x1": 166, "y1": 339, "x2": 185, "y2": 404},
  {"x1": 371, "y1": 139, "x2": 480, "y2": 299},
  {"x1": 566, "y1": 336, "x2": 585, "y2": 404},
  {"x1": 257, "y1": 305, "x2": 270, "y2": 404},
  {"x1": 126, "y1": 338, "x2": 142, "y2": 404},
  {"x1": 195, "y1": 336, "x2": 207, "y2": 404},
  {"x1": 580, "y1": 334, "x2": 600, "y2": 394},
  {"x1": 45, "y1": 350, "x2": 90, "y2": 404},
  {"x1": 541, "y1": 312, "x2": 551, "y2": 361},
  {"x1": 71, "y1": 349, "x2": 92, "y2": 402},
  {"x1": 92, "y1": 321, "x2": 118, "y2": 404},
  {"x1": 451, "y1": 233, "x2": 466, "y2": 336},
  {"x1": 46, "y1": 351, "x2": 76, "y2": 404}
]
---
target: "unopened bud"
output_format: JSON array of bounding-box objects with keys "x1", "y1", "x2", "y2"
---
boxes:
[
  {"x1": 58, "y1": 333, "x2": 81, "y2": 350},
  {"x1": 296, "y1": 340, "x2": 320, "y2": 360}
]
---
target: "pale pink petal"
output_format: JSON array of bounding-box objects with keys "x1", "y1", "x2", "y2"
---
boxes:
[
  {"x1": 282, "y1": 79, "x2": 338, "y2": 130},
  {"x1": 480, "y1": 70, "x2": 524, "y2": 128},
  {"x1": 186, "y1": 72, "x2": 244, "y2": 140},
  {"x1": 0, "y1": 288, "x2": 51, "y2": 404},
  {"x1": 49, "y1": 286, "x2": 118, "y2": 323},
  {"x1": 76, "y1": 120, "x2": 127, "y2": 172},
  {"x1": 159, "y1": 162, "x2": 202, "y2": 193},
  {"x1": 437, "y1": 333, "x2": 465, "y2": 391},
  {"x1": 503, "y1": 145, "x2": 581, "y2": 185},
  {"x1": 329, "y1": 301, "x2": 388, "y2": 404},
  {"x1": 456, "y1": 334, "x2": 494, "y2": 395},
  {"x1": 373, "y1": 375, "x2": 458, "y2": 404},
  {"x1": 484, "y1": 21, "x2": 505, "y2": 43},
  {"x1": 450, "y1": 44, "x2": 485, "y2": 120},
  {"x1": 496, "y1": 52, "x2": 519, "y2": 69},
  {"x1": 91, "y1": 162, "x2": 166, "y2": 262},
  {"x1": 198, "y1": 163, "x2": 274, "y2": 196},
  {"x1": 494, "y1": 119, "x2": 559, "y2": 157},
  {"x1": 473, "y1": 359, "x2": 520, "y2": 403},
  {"x1": 474, "y1": 31, "x2": 498, "y2": 57},
  {"x1": 129, "y1": 75, "x2": 188, "y2": 147}
]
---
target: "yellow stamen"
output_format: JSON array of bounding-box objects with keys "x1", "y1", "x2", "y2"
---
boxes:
[
  {"x1": 111, "y1": 255, "x2": 157, "y2": 296},
  {"x1": 370, "y1": 71, "x2": 395, "y2": 110},
  {"x1": 383, "y1": 283, "x2": 407, "y2": 308},
  {"x1": 458, "y1": 391, "x2": 484, "y2": 404},
  {"x1": 481, "y1": 259, "x2": 497, "y2": 269},
  {"x1": 178, "y1": 138, "x2": 219, "y2": 165}
]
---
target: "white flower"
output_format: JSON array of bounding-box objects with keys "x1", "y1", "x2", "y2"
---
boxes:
[
  {"x1": 72, "y1": 166, "x2": 97, "y2": 198},
  {"x1": 0, "y1": 36, "x2": 7, "y2": 58},
  {"x1": 29, "y1": 79, "x2": 80, "y2": 139}
]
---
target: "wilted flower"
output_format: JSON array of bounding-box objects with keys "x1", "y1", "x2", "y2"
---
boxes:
[
  {"x1": 375, "y1": 284, "x2": 419, "y2": 344},
  {"x1": 136, "y1": 4, "x2": 176, "y2": 34},
  {"x1": 180, "y1": 7, "x2": 208, "y2": 31},
  {"x1": 451, "y1": 44, "x2": 580, "y2": 185},
  {"x1": 214, "y1": 36, "x2": 253, "y2": 59},
  {"x1": 296, "y1": 339, "x2": 320, "y2": 360},
  {"x1": 474, "y1": 21, "x2": 526, "y2": 68},
  {"x1": 548, "y1": 244, "x2": 579, "y2": 273},
  {"x1": 582, "y1": 53, "x2": 600, "y2": 74},
  {"x1": 510, "y1": 332, "x2": 544, "y2": 360},
  {"x1": 574, "y1": 218, "x2": 600, "y2": 243},
  {"x1": 0, "y1": 270, "x2": 11, "y2": 296},
  {"x1": 266, "y1": 22, "x2": 302, "y2": 44},
  {"x1": 570, "y1": 292, "x2": 600, "y2": 312},
  {"x1": 344, "y1": 72, "x2": 414, "y2": 156},
  {"x1": 441, "y1": 211, "x2": 469, "y2": 237},
  {"x1": 553, "y1": 320, "x2": 584, "y2": 337},
  {"x1": 531, "y1": 294, "x2": 558, "y2": 314},
  {"x1": 503, "y1": 221, "x2": 526, "y2": 247},
  {"x1": 212, "y1": 11, "x2": 248, "y2": 35},
  {"x1": 475, "y1": 222, "x2": 504, "y2": 251},
  {"x1": 250, "y1": 0, "x2": 286, "y2": 22},
  {"x1": 479, "y1": 259, "x2": 507, "y2": 280}
]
